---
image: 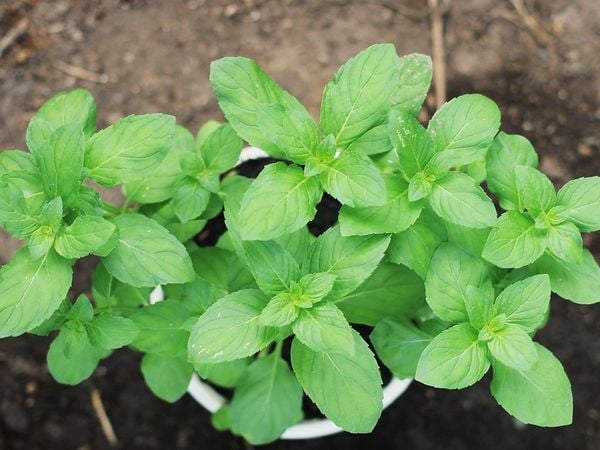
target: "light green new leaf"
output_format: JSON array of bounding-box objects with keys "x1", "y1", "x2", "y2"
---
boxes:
[
  {"x1": 321, "y1": 150, "x2": 386, "y2": 208},
  {"x1": 0, "y1": 249, "x2": 72, "y2": 338},
  {"x1": 487, "y1": 324, "x2": 537, "y2": 371},
  {"x1": 320, "y1": 44, "x2": 399, "y2": 148},
  {"x1": 141, "y1": 354, "x2": 193, "y2": 403},
  {"x1": 85, "y1": 314, "x2": 138, "y2": 349},
  {"x1": 464, "y1": 285, "x2": 494, "y2": 330},
  {"x1": 200, "y1": 122, "x2": 244, "y2": 172},
  {"x1": 259, "y1": 293, "x2": 298, "y2": 327},
  {"x1": 493, "y1": 275, "x2": 551, "y2": 333},
  {"x1": 425, "y1": 243, "x2": 492, "y2": 323},
  {"x1": 515, "y1": 166, "x2": 556, "y2": 215},
  {"x1": 339, "y1": 174, "x2": 422, "y2": 235},
  {"x1": 172, "y1": 178, "x2": 211, "y2": 222},
  {"x1": 241, "y1": 240, "x2": 300, "y2": 295},
  {"x1": 102, "y1": 214, "x2": 194, "y2": 287},
  {"x1": 230, "y1": 354, "x2": 303, "y2": 445},
  {"x1": 546, "y1": 221, "x2": 583, "y2": 261},
  {"x1": 188, "y1": 290, "x2": 277, "y2": 363},
  {"x1": 346, "y1": 123, "x2": 392, "y2": 156},
  {"x1": 297, "y1": 272, "x2": 336, "y2": 303},
  {"x1": 86, "y1": 114, "x2": 176, "y2": 187},
  {"x1": 556, "y1": 176, "x2": 600, "y2": 232},
  {"x1": 389, "y1": 111, "x2": 435, "y2": 179},
  {"x1": 482, "y1": 211, "x2": 547, "y2": 268},
  {"x1": 416, "y1": 323, "x2": 490, "y2": 389},
  {"x1": 486, "y1": 132, "x2": 538, "y2": 211},
  {"x1": 304, "y1": 226, "x2": 391, "y2": 299},
  {"x1": 371, "y1": 319, "x2": 432, "y2": 378},
  {"x1": 531, "y1": 250, "x2": 600, "y2": 305},
  {"x1": 237, "y1": 162, "x2": 323, "y2": 240},
  {"x1": 47, "y1": 327, "x2": 103, "y2": 385},
  {"x1": 391, "y1": 53, "x2": 432, "y2": 115},
  {"x1": 491, "y1": 343, "x2": 572, "y2": 427},
  {"x1": 292, "y1": 303, "x2": 354, "y2": 355},
  {"x1": 429, "y1": 172, "x2": 497, "y2": 228},
  {"x1": 55, "y1": 216, "x2": 117, "y2": 258},
  {"x1": 428, "y1": 94, "x2": 501, "y2": 167},
  {"x1": 291, "y1": 331, "x2": 383, "y2": 433},
  {"x1": 337, "y1": 263, "x2": 424, "y2": 326},
  {"x1": 31, "y1": 125, "x2": 84, "y2": 209}
]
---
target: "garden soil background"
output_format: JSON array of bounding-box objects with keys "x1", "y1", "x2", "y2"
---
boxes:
[{"x1": 0, "y1": 0, "x2": 599, "y2": 449}]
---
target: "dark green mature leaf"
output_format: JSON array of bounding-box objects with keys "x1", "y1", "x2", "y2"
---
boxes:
[
  {"x1": 425, "y1": 243, "x2": 492, "y2": 323},
  {"x1": 55, "y1": 216, "x2": 116, "y2": 258},
  {"x1": 141, "y1": 354, "x2": 193, "y2": 403},
  {"x1": 491, "y1": 344, "x2": 572, "y2": 427},
  {"x1": 428, "y1": 94, "x2": 501, "y2": 167},
  {"x1": 210, "y1": 56, "x2": 313, "y2": 159},
  {"x1": 389, "y1": 111, "x2": 435, "y2": 179},
  {"x1": 85, "y1": 315, "x2": 138, "y2": 349},
  {"x1": 371, "y1": 319, "x2": 433, "y2": 378},
  {"x1": 482, "y1": 211, "x2": 547, "y2": 268},
  {"x1": 339, "y1": 175, "x2": 422, "y2": 235},
  {"x1": 337, "y1": 262, "x2": 425, "y2": 326},
  {"x1": 429, "y1": 172, "x2": 497, "y2": 228},
  {"x1": 321, "y1": 150, "x2": 386, "y2": 207},
  {"x1": 321, "y1": 44, "x2": 399, "y2": 148},
  {"x1": 304, "y1": 226, "x2": 390, "y2": 299},
  {"x1": 291, "y1": 331, "x2": 382, "y2": 433},
  {"x1": 486, "y1": 132, "x2": 538, "y2": 211},
  {"x1": 391, "y1": 53, "x2": 432, "y2": 115},
  {"x1": 237, "y1": 162, "x2": 322, "y2": 240},
  {"x1": 86, "y1": 114, "x2": 176, "y2": 186},
  {"x1": 188, "y1": 290, "x2": 276, "y2": 363},
  {"x1": 416, "y1": 323, "x2": 490, "y2": 389},
  {"x1": 102, "y1": 214, "x2": 194, "y2": 287},
  {"x1": 0, "y1": 249, "x2": 72, "y2": 338},
  {"x1": 292, "y1": 303, "x2": 354, "y2": 355},
  {"x1": 556, "y1": 176, "x2": 600, "y2": 232},
  {"x1": 230, "y1": 354, "x2": 303, "y2": 445}
]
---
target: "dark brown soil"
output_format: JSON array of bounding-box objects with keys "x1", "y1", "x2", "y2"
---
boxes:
[{"x1": 0, "y1": 1, "x2": 599, "y2": 449}]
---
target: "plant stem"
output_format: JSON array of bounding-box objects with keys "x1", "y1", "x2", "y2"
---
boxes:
[
  {"x1": 273, "y1": 339, "x2": 283, "y2": 357},
  {"x1": 102, "y1": 201, "x2": 122, "y2": 215}
]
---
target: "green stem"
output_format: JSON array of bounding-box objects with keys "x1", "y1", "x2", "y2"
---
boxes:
[
  {"x1": 102, "y1": 201, "x2": 122, "y2": 215},
  {"x1": 273, "y1": 340, "x2": 283, "y2": 357}
]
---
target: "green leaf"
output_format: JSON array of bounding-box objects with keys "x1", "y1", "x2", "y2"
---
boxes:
[
  {"x1": 86, "y1": 114, "x2": 176, "y2": 187},
  {"x1": 292, "y1": 303, "x2": 354, "y2": 355},
  {"x1": 391, "y1": 53, "x2": 432, "y2": 115},
  {"x1": 425, "y1": 243, "x2": 492, "y2": 323},
  {"x1": 274, "y1": 227, "x2": 313, "y2": 266},
  {"x1": 371, "y1": 319, "x2": 432, "y2": 378},
  {"x1": 130, "y1": 301, "x2": 190, "y2": 357},
  {"x1": 556, "y1": 176, "x2": 600, "y2": 232},
  {"x1": 291, "y1": 331, "x2": 382, "y2": 433},
  {"x1": 237, "y1": 162, "x2": 323, "y2": 240},
  {"x1": 188, "y1": 290, "x2": 276, "y2": 363},
  {"x1": 297, "y1": 272, "x2": 336, "y2": 303},
  {"x1": 320, "y1": 44, "x2": 399, "y2": 148},
  {"x1": 428, "y1": 94, "x2": 501, "y2": 167},
  {"x1": 102, "y1": 214, "x2": 194, "y2": 287},
  {"x1": 464, "y1": 285, "x2": 494, "y2": 330},
  {"x1": 196, "y1": 120, "x2": 222, "y2": 148},
  {"x1": 346, "y1": 123, "x2": 392, "y2": 156},
  {"x1": 172, "y1": 178, "x2": 211, "y2": 222},
  {"x1": 482, "y1": 211, "x2": 547, "y2": 268},
  {"x1": 429, "y1": 172, "x2": 497, "y2": 228},
  {"x1": 124, "y1": 125, "x2": 194, "y2": 203},
  {"x1": 389, "y1": 111, "x2": 435, "y2": 179},
  {"x1": 194, "y1": 358, "x2": 250, "y2": 388},
  {"x1": 546, "y1": 221, "x2": 583, "y2": 261},
  {"x1": 210, "y1": 56, "x2": 311, "y2": 159},
  {"x1": 304, "y1": 226, "x2": 390, "y2": 299},
  {"x1": 339, "y1": 174, "x2": 422, "y2": 235},
  {"x1": 531, "y1": 249, "x2": 600, "y2": 304},
  {"x1": 55, "y1": 216, "x2": 116, "y2": 258},
  {"x1": 29, "y1": 225, "x2": 56, "y2": 259},
  {"x1": 31, "y1": 125, "x2": 85, "y2": 209},
  {"x1": 47, "y1": 326, "x2": 103, "y2": 385},
  {"x1": 487, "y1": 324, "x2": 537, "y2": 370},
  {"x1": 491, "y1": 343, "x2": 572, "y2": 427},
  {"x1": 259, "y1": 293, "x2": 298, "y2": 327},
  {"x1": 416, "y1": 323, "x2": 490, "y2": 389},
  {"x1": 230, "y1": 354, "x2": 303, "y2": 445},
  {"x1": 241, "y1": 240, "x2": 300, "y2": 295},
  {"x1": 486, "y1": 132, "x2": 538, "y2": 211},
  {"x1": 515, "y1": 166, "x2": 556, "y2": 215},
  {"x1": 0, "y1": 249, "x2": 72, "y2": 338},
  {"x1": 0, "y1": 182, "x2": 40, "y2": 239},
  {"x1": 337, "y1": 262, "x2": 425, "y2": 326},
  {"x1": 386, "y1": 209, "x2": 446, "y2": 278},
  {"x1": 444, "y1": 219, "x2": 490, "y2": 258},
  {"x1": 85, "y1": 315, "x2": 138, "y2": 349},
  {"x1": 320, "y1": 151, "x2": 386, "y2": 207},
  {"x1": 199, "y1": 123, "x2": 243, "y2": 172},
  {"x1": 493, "y1": 275, "x2": 551, "y2": 333},
  {"x1": 141, "y1": 354, "x2": 193, "y2": 403},
  {"x1": 26, "y1": 89, "x2": 96, "y2": 153}
]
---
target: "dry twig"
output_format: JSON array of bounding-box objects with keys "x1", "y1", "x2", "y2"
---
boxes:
[
  {"x1": 508, "y1": 0, "x2": 555, "y2": 49},
  {"x1": 428, "y1": 0, "x2": 446, "y2": 109},
  {"x1": 0, "y1": 17, "x2": 28, "y2": 58},
  {"x1": 90, "y1": 388, "x2": 118, "y2": 447},
  {"x1": 52, "y1": 60, "x2": 109, "y2": 84}
]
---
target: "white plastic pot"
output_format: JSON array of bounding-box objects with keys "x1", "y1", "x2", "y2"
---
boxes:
[{"x1": 148, "y1": 146, "x2": 414, "y2": 440}]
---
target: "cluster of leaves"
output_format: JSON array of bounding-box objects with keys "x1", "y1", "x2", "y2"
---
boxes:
[{"x1": 0, "y1": 43, "x2": 598, "y2": 445}]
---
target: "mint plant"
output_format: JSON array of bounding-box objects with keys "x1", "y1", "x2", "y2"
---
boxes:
[{"x1": 0, "y1": 43, "x2": 598, "y2": 445}]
